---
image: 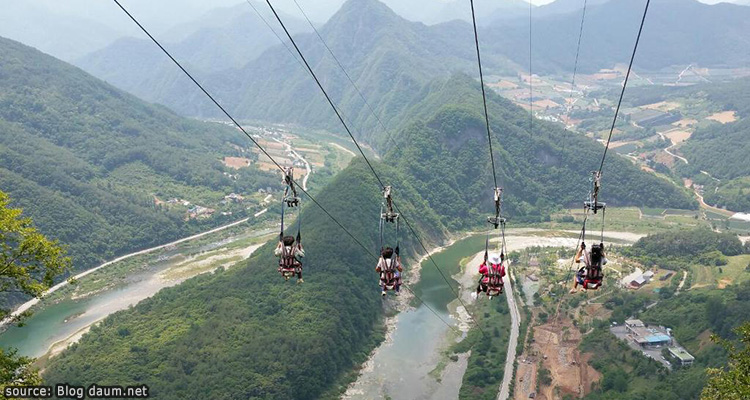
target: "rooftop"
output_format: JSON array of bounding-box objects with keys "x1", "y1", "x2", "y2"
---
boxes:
[
  {"x1": 669, "y1": 347, "x2": 695, "y2": 361},
  {"x1": 645, "y1": 334, "x2": 671, "y2": 343},
  {"x1": 625, "y1": 319, "x2": 645, "y2": 327}
]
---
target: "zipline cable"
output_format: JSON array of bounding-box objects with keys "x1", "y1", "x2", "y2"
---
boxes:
[
  {"x1": 244, "y1": 0, "x2": 305, "y2": 69},
  {"x1": 264, "y1": 0, "x2": 385, "y2": 189},
  {"x1": 556, "y1": 0, "x2": 650, "y2": 321},
  {"x1": 290, "y1": 0, "x2": 401, "y2": 150},
  {"x1": 562, "y1": 0, "x2": 589, "y2": 132},
  {"x1": 469, "y1": 0, "x2": 500, "y2": 190},
  {"x1": 529, "y1": 0, "x2": 534, "y2": 138},
  {"x1": 110, "y1": 0, "x2": 459, "y2": 336},
  {"x1": 266, "y1": 0, "x2": 490, "y2": 339},
  {"x1": 598, "y1": 0, "x2": 651, "y2": 175},
  {"x1": 110, "y1": 0, "x2": 373, "y2": 261}
]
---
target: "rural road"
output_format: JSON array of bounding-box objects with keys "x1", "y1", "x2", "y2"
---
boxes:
[
  {"x1": 675, "y1": 270, "x2": 688, "y2": 295},
  {"x1": 498, "y1": 267, "x2": 521, "y2": 400},
  {"x1": 272, "y1": 138, "x2": 312, "y2": 191},
  {"x1": 1, "y1": 209, "x2": 267, "y2": 326},
  {"x1": 657, "y1": 131, "x2": 689, "y2": 164}
]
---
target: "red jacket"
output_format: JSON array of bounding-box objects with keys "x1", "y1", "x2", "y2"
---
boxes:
[{"x1": 479, "y1": 262, "x2": 505, "y2": 284}]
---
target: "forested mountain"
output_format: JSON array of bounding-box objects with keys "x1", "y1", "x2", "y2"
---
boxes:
[
  {"x1": 76, "y1": 0, "x2": 750, "y2": 135},
  {"x1": 382, "y1": 75, "x2": 696, "y2": 229},
  {"x1": 75, "y1": 2, "x2": 310, "y2": 94},
  {"x1": 681, "y1": 78, "x2": 750, "y2": 180},
  {"x1": 42, "y1": 158, "x2": 443, "y2": 399},
  {"x1": 42, "y1": 72, "x2": 696, "y2": 398},
  {"x1": 0, "y1": 36, "x2": 277, "y2": 277},
  {"x1": 623, "y1": 77, "x2": 750, "y2": 212},
  {"x1": 76, "y1": 0, "x2": 513, "y2": 131},
  {"x1": 0, "y1": 0, "x2": 253, "y2": 61},
  {"x1": 0, "y1": 1, "x2": 127, "y2": 61}
]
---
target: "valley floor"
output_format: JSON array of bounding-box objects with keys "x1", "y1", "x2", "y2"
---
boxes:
[{"x1": 342, "y1": 228, "x2": 643, "y2": 400}]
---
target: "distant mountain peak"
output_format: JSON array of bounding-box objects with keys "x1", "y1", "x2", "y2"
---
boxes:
[{"x1": 328, "y1": 0, "x2": 405, "y2": 28}]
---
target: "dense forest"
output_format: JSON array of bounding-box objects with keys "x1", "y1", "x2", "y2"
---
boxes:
[
  {"x1": 681, "y1": 78, "x2": 750, "y2": 182},
  {"x1": 41, "y1": 73, "x2": 700, "y2": 398},
  {"x1": 384, "y1": 75, "x2": 696, "y2": 230},
  {"x1": 0, "y1": 36, "x2": 278, "y2": 283},
  {"x1": 624, "y1": 227, "x2": 748, "y2": 267},
  {"x1": 42, "y1": 159, "x2": 446, "y2": 399}
]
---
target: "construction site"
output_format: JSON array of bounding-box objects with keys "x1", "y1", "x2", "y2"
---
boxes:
[{"x1": 514, "y1": 318, "x2": 601, "y2": 400}]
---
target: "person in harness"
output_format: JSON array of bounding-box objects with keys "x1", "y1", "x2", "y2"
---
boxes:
[
  {"x1": 275, "y1": 235, "x2": 305, "y2": 283},
  {"x1": 569, "y1": 265, "x2": 587, "y2": 294},
  {"x1": 473, "y1": 253, "x2": 506, "y2": 299},
  {"x1": 572, "y1": 242, "x2": 606, "y2": 292},
  {"x1": 375, "y1": 246, "x2": 402, "y2": 296}
]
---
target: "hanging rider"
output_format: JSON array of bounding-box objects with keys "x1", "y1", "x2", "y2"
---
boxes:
[
  {"x1": 275, "y1": 235, "x2": 305, "y2": 283},
  {"x1": 375, "y1": 246, "x2": 402, "y2": 296}
]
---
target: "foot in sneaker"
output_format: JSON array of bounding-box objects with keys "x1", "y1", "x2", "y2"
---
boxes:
[
  {"x1": 471, "y1": 292, "x2": 478, "y2": 300},
  {"x1": 297, "y1": 278, "x2": 304, "y2": 284},
  {"x1": 382, "y1": 291, "x2": 387, "y2": 296}
]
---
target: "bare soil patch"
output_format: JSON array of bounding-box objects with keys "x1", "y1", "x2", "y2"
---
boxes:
[
  {"x1": 222, "y1": 156, "x2": 252, "y2": 169},
  {"x1": 654, "y1": 151, "x2": 676, "y2": 168},
  {"x1": 706, "y1": 111, "x2": 737, "y2": 124},
  {"x1": 533, "y1": 320, "x2": 601, "y2": 400},
  {"x1": 664, "y1": 129, "x2": 692, "y2": 144}
]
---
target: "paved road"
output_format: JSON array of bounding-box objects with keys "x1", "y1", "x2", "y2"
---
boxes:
[
  {"x1": 1, "y1": 210, "x2": 267, "y2": 326},
  {"x1": 498, "y1": 267, "x2": 521, "y2": 400},
  {"x1": 657, "y1": 131, "x2": 689, "y2": 164},
  {"x1": 272, "y1": 138, "x2": 312, "y2": 191}
]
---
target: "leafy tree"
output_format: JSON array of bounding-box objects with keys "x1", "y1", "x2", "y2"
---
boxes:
[
  {"x1": 701, "y1": 323, "x2": 750, "y2": 400},
  {"x1": 1, "y1": 190, "x2": 70, "y2": 389},
  {"x1": 0, "y1": 190, "x2": 71, "y2": 321},
  {"x1": 0, "y1": 348, "x2": 42, "y2": 393}
]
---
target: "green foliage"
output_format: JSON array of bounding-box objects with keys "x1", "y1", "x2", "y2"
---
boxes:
[
  {"x1": 538, "y1": 367, "x2": 552, "y2": 386},
  {"x1": 1, "y1": 190, "x2": 70, "y2": 389},
  {"x1": 385, "y1": 75, "x2": 695, "y2": 230},
  {"x1": 625, "y1": 228, "x2": 745, "y2": 267},
  {"x1": 0, "y1": 36, "x2": 277, "y2": 284},
  {"x1": 701, "y1": 323, "x2": 750, "y2": 400},
  {"x1": 453, "y1": 295, "x2": 511, "y2": 400},
  {"x1": 0, "y1": 347, "x2": 42, "y2": 392},
  {"x1": 680, "y1": 78, "x2": 750, "y2": 184},
  {"x1": 583, "y1": 326, "x2": 706, "y2": 400},
  {"x1": 42, "y1": 159, "x2": 443, "y2": 399},
  {"x1": 0, "y1": 190, "x2": 71, "y2": 321}
]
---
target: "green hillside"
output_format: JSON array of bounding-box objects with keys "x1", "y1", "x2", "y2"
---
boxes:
[
  {"x1": 384, "y1": 75, "x2": 696, "y2": 230},
  {"x1": 42, "y1": 158, "x2": 443, "y2": 399},
  {"x1": 41, "y1": 73, "x2": 697, "y2": 398},
  {"x1": 0, "y1": 36, "x2": 277, "y2": 278}
]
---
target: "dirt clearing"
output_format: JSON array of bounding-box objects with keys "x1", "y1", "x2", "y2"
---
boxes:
[
  {"x1": 532, "y1": 321, "x2": 601, "y2": 400},
  {"x1": 706, "y1": 111, "x2": 737, "y2": 124},
  {"x1": 664, "y1": 129, "x2": 692, "y2": 144},
  {"x1": 222, "y1": 157, "x2": 252, "y2": 169}
]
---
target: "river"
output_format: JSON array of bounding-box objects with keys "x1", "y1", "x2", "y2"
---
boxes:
[
  {"x1": 343, "y1": 228, "x2": 643, "y2": 400},
  {"x1": 344, "y1": 235, "x2": 487, "y2": 400},
  {"x1": 0, "y1": 227, "x2": 272, "y2": 359}
]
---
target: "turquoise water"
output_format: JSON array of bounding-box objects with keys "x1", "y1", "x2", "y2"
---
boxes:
[
  {"x1": 346, "y1": 234, "x2": 487, "y2": 399},
  {"x1": 0, "y1": 266, "x2": 169, "y2": 358},
  {"x1": 0, "y1": 229, "x2": 270, "y2": 358}
]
